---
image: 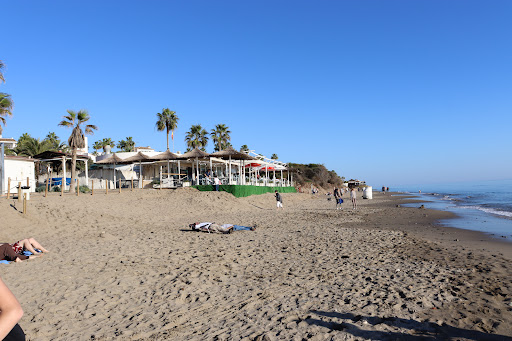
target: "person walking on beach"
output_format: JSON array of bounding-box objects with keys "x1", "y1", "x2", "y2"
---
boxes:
[
  {"x1": 350, "y1": 187, "x2": 357, "y2": 210},
  {"x1": 275, "y1": 190, "x2": 283, "y2": 210},
  {"x1": 333, "y1": 187, "x2": 343, "y2": 210}
]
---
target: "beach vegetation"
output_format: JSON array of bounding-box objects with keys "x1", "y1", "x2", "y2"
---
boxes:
[
  {"x1": 92, "y1": 140, "x2": 103, "y2": 155},
  {"x1": 240, "y1": 145, "x2": 249, "y2": 153},
  {"x1": 156, "y1": 108, "x2": 179, "y2": 151},
  {"x1": 0, "y1": 60, "x2": 13, "y2": 135},
  {"x1": 210, "y1": 124, "x2": 231, "y2": 152},
  {"x1": 117, "y1": 136, "x2": 135, "y2": 152},
  {"x1": 271, "y1": 154, "x2": 278, "y2": 160},
  {"x1": 185, "y1": 124, "x2": 208, "y2": 152},
  {"x1": 0, "y1": 93, "x2": 13, "y2": 134},
  {"x1": 77, "y1": 185, "x2": 90, "y2": 193},
  {"x1": 288, "y1": 163, "x2": 344, "y2": 189},
  {"x1": 58, "y1": 109, "x2": 98, "y2": 194},
  {"x1": 51, "y1": 186, "x2": 61, "y2": 192}
]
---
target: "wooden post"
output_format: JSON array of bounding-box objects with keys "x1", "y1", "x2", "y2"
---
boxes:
[
  {"x1": 23, "y1": 193, "x2": 27, "y2": 215},
  {"x1": 45, "y1": 178, "x2": 48, "y2": 197},
  {"x1": 76, "y1": 178, "x2": 80, "y2": 196},
  {"x1": 26, "y1": 177, "x2": 30, "y2": 188},
  {"x1": 119, "y1": 179, "x2": 121, "y2": 194},
  {"x1": 7, "y1": 178, "x2": 11, "y2": 199},
  {"x1": 17, "y1": 182, "x2": 21, "y2": 202},
  {"x1": 106, "y1": 180, "x2": 108, "y2": 195},
  {"x1": 91, "y1": 180, "x2": 94, "y2": 195},
  {"x1": 61, "y1": 177, "x2": 64, "y2": 196},
  {"x1": 131, "y1": 177, "x2": 133, "y2": 191}
]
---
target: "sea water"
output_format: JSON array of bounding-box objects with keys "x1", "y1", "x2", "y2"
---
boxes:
[{"x1": 394, "y1": 179, "x2": 512, "y2": 239}]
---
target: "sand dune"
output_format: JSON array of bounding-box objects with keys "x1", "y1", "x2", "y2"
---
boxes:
[{"x1": 1, "y1": 189, "x2": 511, "y2": 340}]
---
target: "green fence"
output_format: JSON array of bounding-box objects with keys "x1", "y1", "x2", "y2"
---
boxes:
[{"x1": 192, "y1": 185, "x2": 297, "y2": 198}]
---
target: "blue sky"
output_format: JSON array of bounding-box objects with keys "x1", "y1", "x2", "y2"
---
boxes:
[{"x1": 1, "y1": 0, "x2": 511, "y2": 187}]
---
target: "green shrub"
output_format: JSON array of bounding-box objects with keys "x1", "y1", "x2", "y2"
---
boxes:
[
  {"x1": 78, "y1": 185, "x2": 90, "y2": 193},
  {"x1": 35, "y1": 185, "x2": 47, "y2": 193},
  {"x1": 52, "y1": 186, "x2": 61, "y2": 192}
]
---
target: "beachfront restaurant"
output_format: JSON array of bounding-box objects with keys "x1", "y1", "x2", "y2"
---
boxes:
[{"x1": 91, "y1": 147, "x2": 296, "y2": 197}]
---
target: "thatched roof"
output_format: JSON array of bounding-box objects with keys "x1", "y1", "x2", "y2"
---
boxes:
[
  {"x1": 33, "y1": 150, "x2": 89, "y2": 161},
  {"x1": 151, "y1": 150, "x2": 178, "y2": 161},
  {"x1": 122, "y1": 152, "x2": 154, "y2": 163},
  {"x1": 95, "y1": 153, "x2": 129, "y2": 164},
  {"x1": 177, "y1": 148, "x2": 210, "y2": 159},
  {"x1": 210, "y1": 147, "x2": 256, "y2": 161}
]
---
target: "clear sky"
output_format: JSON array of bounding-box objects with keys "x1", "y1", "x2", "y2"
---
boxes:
[{"x1": 1, "y1": 0, "x2": 511, "y2": 187}]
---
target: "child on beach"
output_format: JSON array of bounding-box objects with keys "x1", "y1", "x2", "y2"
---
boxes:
[
  {"x1": 350, "y1": 187, "x2": 357, "y2": 210},
  {"x1": 275, "y1": 190, "x2": 283, "y2": 210}
]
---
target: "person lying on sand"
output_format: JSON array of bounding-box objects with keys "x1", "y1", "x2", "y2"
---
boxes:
[
  {"x1": 189, "y1": 222, "x2": 256, "y2": 234},
  {"x1": 0, "y1": 243, "x2": 40, "y2": 262},
  {"x1": 0, "y1": 238, "x2": 49, "y2": 262}
]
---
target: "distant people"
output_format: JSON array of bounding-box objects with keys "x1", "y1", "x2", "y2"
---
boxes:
[
  {"x1": 275, "y1": 190, "x2": 283, "y2": 210},
  {"x1": 333, "y1": 187, "x2": 343, "y2": 210},
  {"x1": 386, "y1": 187, "x2": 390, "y2": 192},
  {"x1": 214, "y1": 176, "x2": 221, "y2": 191},
  {"x1": 350, "y1": 187, "x2": 357, "y2": 210},
  {"x1": 0, "y1": 276, "x2": 25, "y2": 340},
  {"x1": 382, "y1": 186, "x2": 386, "y2": 192}
]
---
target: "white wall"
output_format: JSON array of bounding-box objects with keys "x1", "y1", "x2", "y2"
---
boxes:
[{"x1": 3, "y1": 159, "x2": 36, "y2": 194}]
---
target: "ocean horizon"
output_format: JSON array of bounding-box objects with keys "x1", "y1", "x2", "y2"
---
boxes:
[{"x1": 392, "y1": 179, "x2": 512, "y2": 239}]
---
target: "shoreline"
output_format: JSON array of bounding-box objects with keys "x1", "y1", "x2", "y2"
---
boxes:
[
  {"x1": 1, "y1": 189, "x2": 511, "y2": 339},
  {"x1": 385, "y1": 193, "x2": 512, "y2": 260}
]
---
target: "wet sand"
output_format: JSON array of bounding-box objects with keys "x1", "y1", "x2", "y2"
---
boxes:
[{"x1": 1, "y1": 189, "x2": 511, "y2": 340}]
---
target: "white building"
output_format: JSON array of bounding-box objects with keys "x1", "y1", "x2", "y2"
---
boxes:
[{"x1": 1, "y1": 155, "x2": 36, "y2": 194}]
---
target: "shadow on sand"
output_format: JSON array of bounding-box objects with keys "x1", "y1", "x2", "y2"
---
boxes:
[{"x1": 306, "y1": 310, "x2": 512, "y2": 340}]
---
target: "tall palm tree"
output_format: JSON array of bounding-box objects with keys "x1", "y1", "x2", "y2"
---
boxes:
[
  {"x1": 210, "y1": 124, "x2": 231, "y2": 152},
  {"x1": 185, "y1": 124, "x2": 208, "y2": 151},
  {"x1": 58, "y1": 109, "x2": 97, "y2": 193},
  {"x1": 0, "y1": 60, "x2": 5, "y2": 84},
  {"x1": 240, "y1": 145, "x2": 249, "y2": 153},
  {"x1": 0, "y1": 93, "x2": 13, "y2": 135},
  {"x1": 156, "y1": 108, "x2": 179, "y2": 151}
]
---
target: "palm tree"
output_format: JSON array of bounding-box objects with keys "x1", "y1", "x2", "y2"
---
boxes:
[
  {"x1": 0, "y1": 93, "x2": 13, "y2": 135},
  {"x1": 117, "y1": 136, "x2": 135, "y2": 152},
  {"x1": 16, "y1": 137, "x2": 53, "y2": 176},
  {"x1": 156, "y1": 108, "x2": 179, "y2": 151},
  {"x1": 240, "y1": 145, "x2": 249, "y2": 153},
  {"x1": 0, "y1": 60, "x2": 5, "y2": 84},
  {"x1": 58, "y1": 109, "x2": 97, "y2": 193},
  {"x1": 271, "y1": 154, "x2": 278, "y2": 160},
  {"x1": 45, "y1": 132, "x2": 67, "y2": 151},
  {"x1": 210, "y1": 124, "x2": 231, "y2": 152},
  {"x1": 92, "y1": 140, "x2": 103, "y2": 155},
  {"x1": 185, "y1": 124, "x2": 208, "y2": 151}
]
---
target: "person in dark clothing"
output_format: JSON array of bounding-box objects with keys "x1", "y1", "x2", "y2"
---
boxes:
[{"x1": 275, "y1": 190, "x2": 283, "y2": 210}]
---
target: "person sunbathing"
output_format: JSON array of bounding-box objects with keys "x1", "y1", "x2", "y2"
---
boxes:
[
  {"x1": 0, "y1": 238, "x2": 48, "y2": 262},
  {"x1": 0, "y1": 243, "x2": 40, "y2": 262},
  {"x1": 189, "y1": 222, "x2": 256, "y2": 234}
]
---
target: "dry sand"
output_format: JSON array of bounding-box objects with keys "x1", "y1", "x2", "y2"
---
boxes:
[{"x1": 1, "y1": 189, "x2": 512, "y2": 340}]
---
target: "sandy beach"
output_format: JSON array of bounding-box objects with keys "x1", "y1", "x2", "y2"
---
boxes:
[{"x1": 1, "y1": 189, "x2": 511, "y2": 340}]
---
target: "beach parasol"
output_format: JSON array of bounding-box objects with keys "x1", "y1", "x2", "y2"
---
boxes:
[
  {"x1": 152, "y1": 150, "x2": 179, "y2": 182},
  {"x1": 122, "y1": 152, "x2": 155, "y2": 188},
  {"x1": 177, "y1": 148, "x2": 211, "y2": 185},
  {"x1": 95, "y1": 153, "x2": 130, "y2": 189},
  {"x1": 211, "y1": 147, "x2": 257, "y2": 184}
]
